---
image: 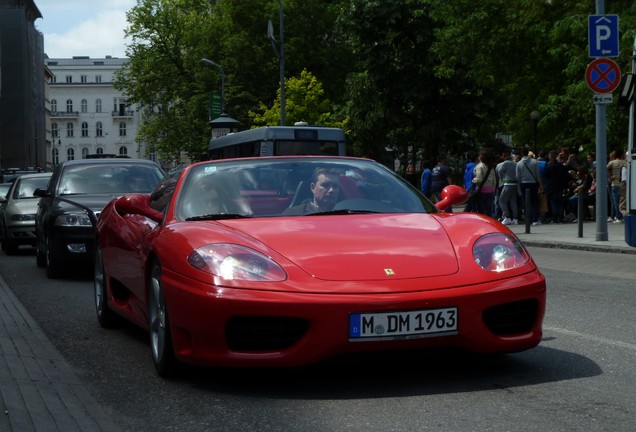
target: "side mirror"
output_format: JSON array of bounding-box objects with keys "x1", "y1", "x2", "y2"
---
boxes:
[
  {"x1": 435, "y1": 185, "x2": 468, "y2": 212},
  {"x1": 33, "y1": 187, "x2": 50, "y2": 198},
  {"x1": 114, "y1": 193, "x2": 164, "y2": 223}
]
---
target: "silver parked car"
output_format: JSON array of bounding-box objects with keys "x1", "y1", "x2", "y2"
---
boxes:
[
  {"x1": 0, "y1": 172, "x2": 52, "y2": 254},
  {"x1": 0, "y1": 183, "x2": 12, "y2": 198}
]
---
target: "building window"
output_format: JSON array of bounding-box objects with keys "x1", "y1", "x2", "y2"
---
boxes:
[
  {"x1": 81, "y1": 75, "x2": 87, "y2": 83},
  {"x1": 115, "y1": 99, "x2": 128, "y2": 116},
  {"x1": 81, "y1": 99, "x2": 88, "y2": 113},
  {"x1": 96, "y1": 99, "x2": 102, "y2": 113},
  {"x1": 51, "y1": 76, "x2": 57, "y2": 84},
  {"x1": 52, "y1": 148, "x2": 59, "y2": 166},
  {"x1": 67, "y1": 148, "x2": 75, "y2": 161},
  {"x1": 119, "y1": 146, "x2": 128, "y2": 157},
  {"x1": 147, "y1": 150, "x2": 157, "y2": 162},
  {"x1": 66, "y1": 75, "x2": 72, "y2": 83},
  {"x1": 81, "y1": 122, "x2": 89, "y2": 137},
  {"x1": 51, "y1": 99, "x2": 57, "y2": 112},
  {"x1": 96, "y1": 147, "x2": 104, "y2": 155},
  {"x1": 66, "y1": 99, "x2": 73, "y2": 112},
  {"x1": 52, "y1": 123, "x2": 58, "y2": 138},
  {"x1": 119, "y1": 122, "x2": 127, "y2": 137},
  {"x1": 66, "y1": 123, "x2": 74, "y2": 137},
  {"x1": 96, "y1": 122, "x2": 103, "y2": 137},
  {"x1": 82, "y1": 147, "x2": 90, "y2": 159},
  {"x1": 95, "y1": 75, "x2": 102, "y2": 83}
]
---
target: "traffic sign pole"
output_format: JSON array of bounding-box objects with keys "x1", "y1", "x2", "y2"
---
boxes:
[
  {"x1": 626, "y1": 37, "x2": 636, "y2": 247},
  {"x1": 593, "y1": 0, "x2": 608, "y2": 241}
]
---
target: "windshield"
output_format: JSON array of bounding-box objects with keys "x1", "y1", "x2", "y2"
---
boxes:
[
  {"x1": 176, "y1": 157, "x2": 436, "y2": 220},
  {"x1": 58, "y1": 164, "x2": 163, "y2": 195},
  {"x1": 13, "y1": 176, "x2": 51, "y2": 199}
]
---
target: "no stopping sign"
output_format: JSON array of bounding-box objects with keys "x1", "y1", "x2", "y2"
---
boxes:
[{"x1": 586, "y1": 58, "x2": 621, "y2": 94}]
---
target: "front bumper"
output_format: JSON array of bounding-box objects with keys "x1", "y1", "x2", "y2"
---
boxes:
[
  {"x1": 160, "y1": 267, "x2": 546, "y2": 368},
  {"x1": 47, "y1": 226, "x2": 95, "y2": 267},
  {"x1": 5, "y1": 221, "x2": 37, "y2": 246}
]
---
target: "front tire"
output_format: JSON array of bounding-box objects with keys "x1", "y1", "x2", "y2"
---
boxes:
[
  {"x1": 36, "y1": 238, "x2": 46, "y2": 267},
  {"x1": 148, "y1": 261, "x2": 178, "y2": 377},
  {"x1": 94, "y1": 244, "x2": 118, "y2": 328},
  {"x1": 45, "y1": 236, "x2": 63, "y2": 278}
]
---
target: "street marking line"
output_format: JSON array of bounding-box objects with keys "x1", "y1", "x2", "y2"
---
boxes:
[{"x1": 544, "y1": 326, "x2": 636, "y2": 353}]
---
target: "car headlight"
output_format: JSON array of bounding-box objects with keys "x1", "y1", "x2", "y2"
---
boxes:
[
  {"x1": 473, "y1": 233, "x2": 530, "y2": 272},
  {"x1": 11, "y1": 214, "x2": 36, "y2": 221},
  {"x1": 188, "y1": 244, "x2": 287, "y2": 282},
  {"x1": 54, "y1": 212, "x2": 92, "y2": 227}
]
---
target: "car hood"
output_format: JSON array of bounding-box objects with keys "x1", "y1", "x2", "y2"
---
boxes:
[
  {"x1": 223, "y1": 214, "x2": 459, "y2": 281},
  {"x1": 8, "y1": 199, "x2": 40, "y2": 215}
]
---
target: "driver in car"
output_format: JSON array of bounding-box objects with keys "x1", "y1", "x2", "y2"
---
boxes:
[{"x1": 284, "y1": 168, "x2": 340, "y2": 215}]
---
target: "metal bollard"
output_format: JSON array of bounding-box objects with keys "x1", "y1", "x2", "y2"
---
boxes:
[
  {"x1": 525, "y1": 189, "x2": 531, "y2": 234},
  {"x1": 577, "y1": 188, "x2": 584, "y2": 238}
]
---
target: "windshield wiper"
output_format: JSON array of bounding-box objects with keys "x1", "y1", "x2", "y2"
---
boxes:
[
  {"x1": 306, "y1": 209, "x2": 381, "y2": 216},
  {"x1": 186, "y1": 213, "x2": 251, "y2": 221}
]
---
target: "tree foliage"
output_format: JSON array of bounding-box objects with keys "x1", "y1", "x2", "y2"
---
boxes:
[
  {"x1": 249, "y1": 69, "x2": 348, "y2": 130},
  {"x1": 430, "y1": 0, "x2": 636, "y2": 156},
  {"x1": 117, "y1": 0, "x2": 636, "y2": 169}
]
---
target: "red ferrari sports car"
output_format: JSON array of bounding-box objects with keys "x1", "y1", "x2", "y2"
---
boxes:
[{"x1": 95, "y1": 156, "x2": 545, "y2": 377}]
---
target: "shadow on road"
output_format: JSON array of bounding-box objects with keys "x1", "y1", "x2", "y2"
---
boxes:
[{"x1": 174, "y1": 344, "x2": 601, "y2": 399}]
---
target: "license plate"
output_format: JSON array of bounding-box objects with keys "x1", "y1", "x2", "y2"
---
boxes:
[{"x1": 349, "y1": 307, "x2": 458, "y2": 341}]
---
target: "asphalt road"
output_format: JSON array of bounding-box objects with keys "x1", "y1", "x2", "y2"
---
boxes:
[{"x1": 1, "y1": 246, "x2": 635, "y2": 432}]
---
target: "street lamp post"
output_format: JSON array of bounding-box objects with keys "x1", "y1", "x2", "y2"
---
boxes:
[
  {"x1": 201, "y1": 58, "x2": 240, "y2": 140},
  {"x1": 267, "y1": 1, "x2": 285, "y2": 125},
  {"x1": 201, "y1": 58, "x2": 225, "y2": 115},
  {"x1": 530, "y1": 110, "x2": 540, "y2": 150}
]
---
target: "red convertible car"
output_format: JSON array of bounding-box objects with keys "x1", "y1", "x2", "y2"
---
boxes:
[{"x1": 95, "y1": 156, "x2": 545, "y2": 377}]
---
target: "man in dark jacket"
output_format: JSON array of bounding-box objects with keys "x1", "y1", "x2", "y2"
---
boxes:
[
  {"x1": 543, "y1": 150, "x2": 570, "y2": 223},
  {"x1": 430, "y1": 155, "x2": 453, "y2": 212}
]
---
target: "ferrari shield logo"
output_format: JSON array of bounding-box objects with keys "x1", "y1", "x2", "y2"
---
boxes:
[{"x1": 384, "y1": 268, "x2": 396, "y2": 276}]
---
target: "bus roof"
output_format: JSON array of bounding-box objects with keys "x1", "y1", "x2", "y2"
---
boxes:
[{"x1": 208, "y1": 126, "x2": 345, "y2": 151}]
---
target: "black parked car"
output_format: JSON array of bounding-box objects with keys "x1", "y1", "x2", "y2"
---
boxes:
[{"x1": 35, "y1": 158, "x2": 164, "y2": 278}]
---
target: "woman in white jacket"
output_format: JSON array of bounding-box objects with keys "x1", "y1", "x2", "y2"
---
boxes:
[{"x1": 472, "y1": 147, "x2": 498, "y2": 218}]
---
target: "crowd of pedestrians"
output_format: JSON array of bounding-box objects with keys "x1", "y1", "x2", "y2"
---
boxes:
[{"x1": 407, "y1": 144, "x2": 628, "y2": 224}]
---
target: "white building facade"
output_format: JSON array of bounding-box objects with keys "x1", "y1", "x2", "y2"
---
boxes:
[{"x1": 45, "y1": 56, "x2": 155, "y2": 167}]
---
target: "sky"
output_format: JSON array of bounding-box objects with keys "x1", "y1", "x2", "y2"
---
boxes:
[{"x1": 34, "y1": 0, "x2": 136, "y2": 59}]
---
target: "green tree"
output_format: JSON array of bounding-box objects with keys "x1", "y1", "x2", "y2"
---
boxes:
[
  {"x1": 116, "y1": 0, "x2": 636, "y2": 167},
  {"x1": 249, "y1": 69, "x2": 348, "y2": 129},
  {"x1": 338, "y1": 0, "x2": 498, "y2": 170},
  {"x1": 117, "y1": 0, "x2": 353, "y2": 162},
  {"x1": 430, "y1": 0, "x2": 636, "y2": 154},
  {"x1": 116, "y1": 0, "x2": 219, "y2": 163}
]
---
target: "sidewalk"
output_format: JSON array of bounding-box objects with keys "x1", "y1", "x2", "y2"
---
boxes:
[
  {"x1": 506, "y1": 218, "x2": 636, "y2": 255},
  {"x1": 0, "y1": 218, "x2": 634, "y2": 432},
  {"x1": 0, "y1": 273, "x2": 119, "y2": 432}
]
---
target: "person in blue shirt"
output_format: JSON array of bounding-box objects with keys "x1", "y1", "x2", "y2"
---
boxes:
[
  {"x1": 462, "y1": 152, "x2": 478, "y2": 211},
  {"x1": 463, "y1": 152, "x2": 477, "y2": 192},
  {"x1": 420, "y1": 160, "x2": 432, "y2": 198}
]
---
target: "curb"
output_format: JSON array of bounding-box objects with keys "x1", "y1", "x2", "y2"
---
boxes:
[{"x1": 0, "y1": 273, "x2": 120, "y2": 432}]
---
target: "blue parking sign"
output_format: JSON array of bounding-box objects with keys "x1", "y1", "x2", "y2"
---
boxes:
[{"x1": 589, "y1": 15, "x2": 619, "y2": 57}]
